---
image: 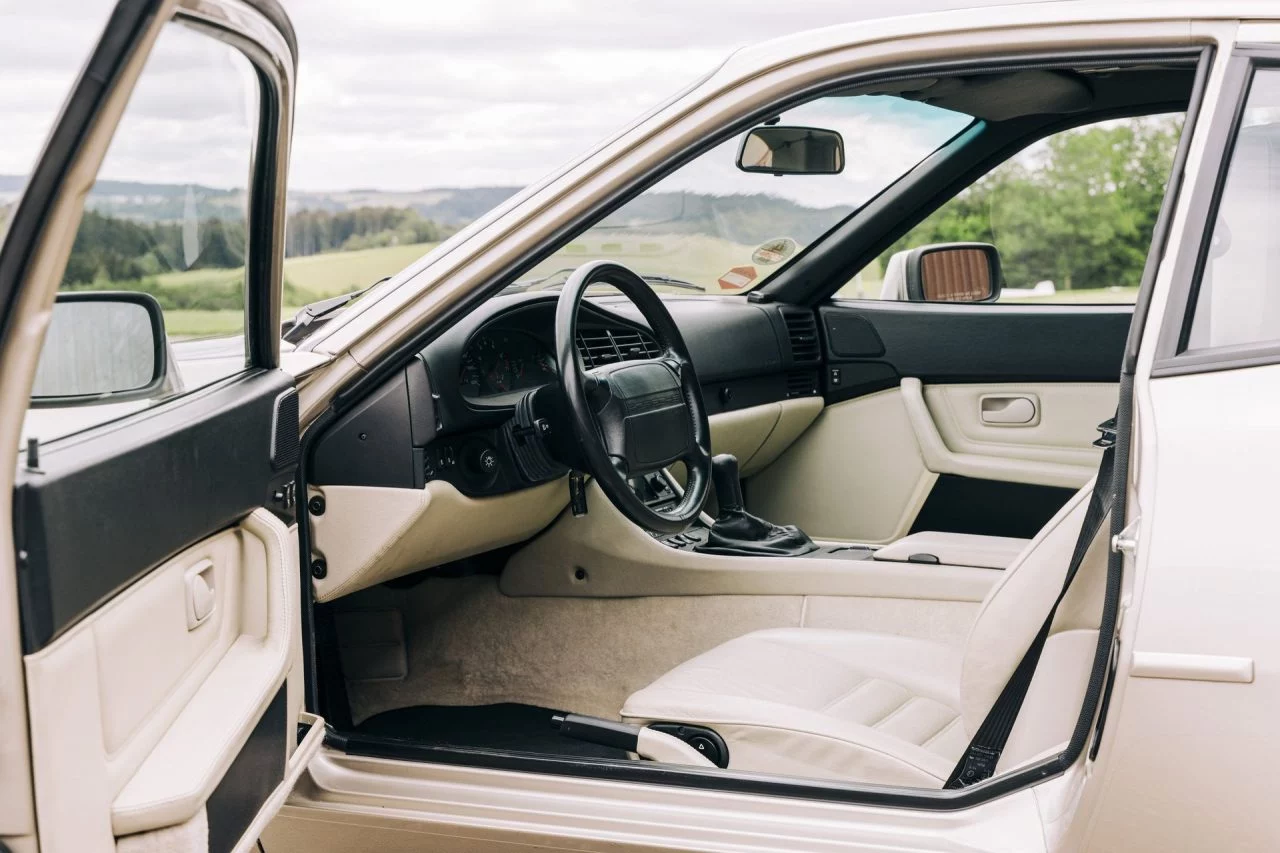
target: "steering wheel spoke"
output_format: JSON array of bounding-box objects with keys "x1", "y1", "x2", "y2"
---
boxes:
[{"x1": 555, "y1": 261, "x2": 712, "y2": 534}]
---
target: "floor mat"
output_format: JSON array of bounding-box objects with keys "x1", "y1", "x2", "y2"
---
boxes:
[{"x1": 353, "y1": 702, "x2": 631, "y2": 760}]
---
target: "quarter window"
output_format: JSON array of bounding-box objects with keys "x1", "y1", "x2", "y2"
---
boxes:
[{"x1": 1183, "y1": 69, "x2": 1280, "y2": 352}]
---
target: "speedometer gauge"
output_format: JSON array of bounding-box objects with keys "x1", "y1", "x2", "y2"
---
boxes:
[{"x1": 459, "y1": 329, "x2": 556, "y2": 403}]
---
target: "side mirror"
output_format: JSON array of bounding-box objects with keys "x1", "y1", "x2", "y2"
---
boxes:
[
  {"x1": 883, "y1": 243, "x2": 1002, "y2": 303},
  {"x1": 737, "y1": 126, "x2": 845, "y2": 175},
  {"x1": 30, "y1": 292, "x2": 169, "y2": 406}
]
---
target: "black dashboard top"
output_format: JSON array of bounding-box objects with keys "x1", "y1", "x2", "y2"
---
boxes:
[{"x1": 312, "y1": 290, "x2": 821, "y2": 495}]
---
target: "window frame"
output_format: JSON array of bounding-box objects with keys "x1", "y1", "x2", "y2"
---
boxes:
[
  {"x1": 15, "y1": 1, "x2": 296, "y2": 447},
  {"x1": 1152, "y1": 49, "x2": 1280, "y2": 377}
]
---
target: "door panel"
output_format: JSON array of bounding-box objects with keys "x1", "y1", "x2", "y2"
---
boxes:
[
  {"x1": 748, "y1": 388, "x2": 933, "y2": 543},
  {"x1": 821, "y1": 301, "x2": 1130, "y2": 400},
  {"x1": 23, "y1": 509, "x2": 301, "y2": 850},
  {"x1": 15, "y1": 371, "x2": 297, "y2": 651},
  {"x1": 745, "y1": 302, "x2": 1124, "y2": 542}
]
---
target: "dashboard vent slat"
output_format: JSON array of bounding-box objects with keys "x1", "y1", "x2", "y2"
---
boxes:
[
  {"x1": 576, "y1": 327, "x2": 660, "y2": 369},
  {"x1": 780, "y1": 308, "x2": 821, "y2": 365},
  {"x1": 785, "y1": 370, "x2": 819, "y2": 398}
]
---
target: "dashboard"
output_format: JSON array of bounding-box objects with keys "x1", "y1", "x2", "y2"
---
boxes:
[{"x1": 310, "y1": 290, "x2": 822, "y2": 498}]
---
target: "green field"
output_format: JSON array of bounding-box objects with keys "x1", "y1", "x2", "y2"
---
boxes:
[{"x1": 157, "y1": 241, "x2": 438, "y2": 336}]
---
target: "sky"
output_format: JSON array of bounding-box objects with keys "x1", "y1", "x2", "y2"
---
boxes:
[{"x1": 0, "y1": 0, "x2": 1026, "y2": 194}]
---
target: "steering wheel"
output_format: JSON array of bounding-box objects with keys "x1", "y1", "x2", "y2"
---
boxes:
[{"x1": 554, "y1": 260, "x2": 712, "y2": 534}]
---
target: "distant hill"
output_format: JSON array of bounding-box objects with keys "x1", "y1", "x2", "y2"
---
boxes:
[
  {"x1": 0, "y1": 176, "x2": 851, "y2": 246},
  {"x1": 0, "y1": 175, "x2": 520, "y2": 227},
  {"x1": 288, "y1": 186, "x2": 521, "y2": 226}
]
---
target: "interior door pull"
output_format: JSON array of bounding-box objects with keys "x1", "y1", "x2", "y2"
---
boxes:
[
  {"x1": 184, "y1": 559, "x2": 216, "y2": 630},
  {"x1": 980, "y1": 394, "x2": 1037, "y2": 425}
]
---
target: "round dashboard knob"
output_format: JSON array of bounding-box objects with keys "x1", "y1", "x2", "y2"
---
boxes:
[{"x1": 459, "y1": 438, "x2": 502, "y2": 491}]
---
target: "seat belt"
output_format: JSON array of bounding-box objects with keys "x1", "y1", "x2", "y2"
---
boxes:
[{"x1": 943, "y1": 417, "x2": 1119, "y2": 789}]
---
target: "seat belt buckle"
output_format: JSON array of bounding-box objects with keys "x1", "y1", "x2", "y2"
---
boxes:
[
  {"x1": 955, "y1": 744, "x2": 1001, "y2": 787},
  {"x1": 1093, "y1": 417, "x2": 1117, "y2": 448}
]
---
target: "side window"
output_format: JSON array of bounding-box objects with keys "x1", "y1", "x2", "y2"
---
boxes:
[
  {"x1": 1184, "y1": 69, "x2": 1280, "y2": 352},
  {"x1": 841, "y1": 114, "x2": 1185, "y2": 304},
  {"x1": 24, "y1": 21, "x2": 258, "y2": 443}
]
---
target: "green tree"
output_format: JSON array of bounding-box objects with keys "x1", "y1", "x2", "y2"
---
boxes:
[{"x1": 878, "y1": 115, "x2": 1182, "y2": 291}]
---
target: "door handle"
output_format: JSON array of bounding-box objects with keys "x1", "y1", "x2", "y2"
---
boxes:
[
  {"x1": 184, "y1": 559, "x2": 216, "y2": 630},
  {"x1": 980, "y1": 394, "x2": 1038, "y2": 425}
]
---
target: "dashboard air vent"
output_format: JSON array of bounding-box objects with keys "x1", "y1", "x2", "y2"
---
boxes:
[
  {"x1": 780, "y1": 309, "x2": 821, "y2": 365},
  {"x1": 785, "y1": 370, "x2": 819, "y2": 398},
  {"x1": 576, "y1": 327, "x2": 661, "y2": 368}
]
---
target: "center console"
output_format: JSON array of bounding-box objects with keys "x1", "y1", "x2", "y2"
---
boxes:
[{"x1": 632, "y1": 461, "x2": 874, "y2": 561}]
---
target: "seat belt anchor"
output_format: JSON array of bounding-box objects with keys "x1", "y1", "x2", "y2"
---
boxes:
[{"x1": 1093, "y1": 417, "x2": 1117, "y2": 448}]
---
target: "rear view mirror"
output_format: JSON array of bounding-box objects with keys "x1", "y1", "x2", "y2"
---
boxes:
[
  {"x1": 30, "y1": 292, "x2": 168, "y2": 406},
  {"x1": 737, "y1": 125, "x2": 845, "y2": 175},
  {"x1": 893, "y1": 243, "x2": 1002, "y2": 303}
]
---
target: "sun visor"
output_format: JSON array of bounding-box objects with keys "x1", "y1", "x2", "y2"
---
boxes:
[{"x1": 849, "y1": 70, "x2": 1095, "y2": 121}]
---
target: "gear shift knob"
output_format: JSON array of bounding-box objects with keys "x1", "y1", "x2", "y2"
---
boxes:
[
  {"x1": 710, "y1": 453, "x2": 744, "y2": 514},
  {"x1": 697, "y1": 452, "x2": 816, "y2": 557}
]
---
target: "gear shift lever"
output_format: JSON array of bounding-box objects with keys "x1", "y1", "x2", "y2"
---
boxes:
[
  {"x1": 696, "y1": 453, "x2": 817, "y2": 557},
  {"x1": 710, "y1": 452, "x2": 746, "y2": 514}
]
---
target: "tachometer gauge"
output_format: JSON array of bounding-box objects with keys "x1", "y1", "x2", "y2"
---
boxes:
[
  {"x1": 487, "y1": 354, "x2": 512, "y2": 393},
  {"x1": 459, "y1": 329, "x2": 558, "y2": 403}
]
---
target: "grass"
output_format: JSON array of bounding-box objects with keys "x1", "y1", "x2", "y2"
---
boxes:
[
  {"x1": 157, "y1": 242, "x2": 438, "y2": 336},
  {"x1": 165, "y1": 309, "x2": 246, "y2": 338},
  {"x1": 526, "y1": 233, "x2": 758, "y2": 291},
  {"x1": 277, "y1": 242, "x2": 438, "y2": 297},
  {"x1": 156, "y1": 241, "x2": 438, "y2": 301}
]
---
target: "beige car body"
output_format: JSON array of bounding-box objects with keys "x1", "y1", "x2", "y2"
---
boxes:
[{"x1": 4, "y1": 1, "x2": 1280, "y2": 852}]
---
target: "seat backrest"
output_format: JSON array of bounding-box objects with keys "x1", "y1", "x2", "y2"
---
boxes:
[{"x1": 959, "y1": 480, "x2": 1110, "y2": 737}]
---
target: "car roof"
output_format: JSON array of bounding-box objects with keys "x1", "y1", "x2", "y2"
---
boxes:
[{"x1": 715, "y1": 1, "x2": 1276, "y2": 84}]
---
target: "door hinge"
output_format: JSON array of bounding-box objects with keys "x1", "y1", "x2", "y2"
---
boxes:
[{"x1": 1111, "y1": 516, "x2": 1140, "y2": 556}]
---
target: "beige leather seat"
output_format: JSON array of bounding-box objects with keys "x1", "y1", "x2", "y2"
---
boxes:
[{"x1": 622, "y1": 481, "x2": 1110, "y2": 787}]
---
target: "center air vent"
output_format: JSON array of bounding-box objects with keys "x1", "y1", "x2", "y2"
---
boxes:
[
  {"x1": 576, "y1": 327, "x2": 661, "y2": 368},
  {"x1": 780, "y1": 308, "x2": 820, "y2": 365}
]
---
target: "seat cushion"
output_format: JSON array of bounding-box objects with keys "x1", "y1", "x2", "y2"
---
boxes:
[{"x1": 621, "y1": 628, "x2": 969, "y2": 787}]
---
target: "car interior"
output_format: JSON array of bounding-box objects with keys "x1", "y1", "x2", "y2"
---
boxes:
[{"x1": 300, "y1": 57, "x2": 1196, "y2": 792}]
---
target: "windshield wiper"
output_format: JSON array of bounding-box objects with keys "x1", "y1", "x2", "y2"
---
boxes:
[
  {"x1": 282, "y1": 277, "x2": 388, "y2": 344},
  {"x1": 502, "y1": 270, "x2": 703, "y2": 294},
  {"x1": 638, "y1": 274, "x2": 703, "y2": 292}
]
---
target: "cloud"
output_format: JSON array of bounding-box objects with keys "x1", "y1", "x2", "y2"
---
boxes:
[{"x1": 1, "y1": 0, "x2": 1008, "y2": 192}]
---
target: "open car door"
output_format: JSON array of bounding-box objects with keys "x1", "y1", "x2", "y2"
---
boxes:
[{"x1": 0, "y1": 2, "x2": 317, "y2": 853}]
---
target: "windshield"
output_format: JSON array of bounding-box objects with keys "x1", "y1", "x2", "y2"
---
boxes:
[{"x1": 518, "y1": 94, "x2": 972, "y2": 295}]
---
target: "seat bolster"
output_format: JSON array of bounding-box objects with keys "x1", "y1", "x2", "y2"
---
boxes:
[
  {"x1": 621, "y1": 629, "x2": 969, "y2": 787},
  {"x1": 621, "y1": 690, "x2": 954, "y2": 787}
]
